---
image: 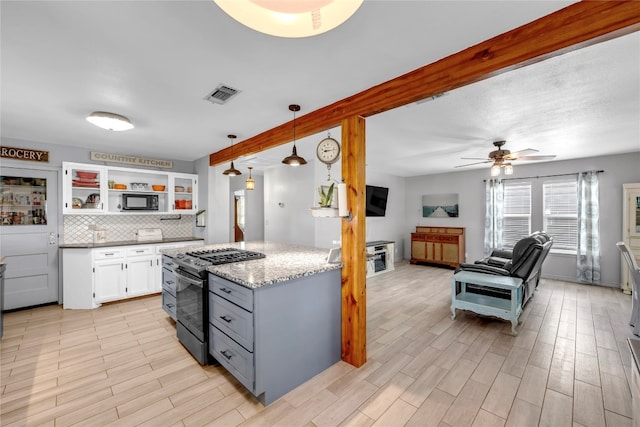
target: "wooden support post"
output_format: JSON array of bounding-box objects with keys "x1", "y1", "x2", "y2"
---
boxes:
[{"x1": 341, "y1": 115, "x2": 367, "y2": 367}]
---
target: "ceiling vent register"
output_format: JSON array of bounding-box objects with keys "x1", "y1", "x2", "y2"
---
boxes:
[{"x1": 204, "y1": 84, "x2": 240, "y2": 105}]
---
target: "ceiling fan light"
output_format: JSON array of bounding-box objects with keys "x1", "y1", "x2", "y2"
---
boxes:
[
  {"x1": 86, "y1": 111, "x2": 134, "y2": 131},
  {"x1": 246, "y1": 167, "x2": 255, "y2": 190},
  {"x1": 490, "y1": 164, "x2": 501, "y2": 177},
  {"x1": 504, "y1": 163, "x2": 514, "y2": 175}
]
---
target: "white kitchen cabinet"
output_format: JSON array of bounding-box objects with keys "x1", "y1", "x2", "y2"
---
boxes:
[
  {"x1": 125, "y1": 246, "x2": 155, "y2": 297},
  {"x1": 93, "y1": 248, "x2": 126, "y2": 303},
  {"x1": 94, "y1": 259, "x2": 126, "y2": 303},
  {"x1": 62, "y1": 240, "x2": 203, "y2": 309},
  {"x1": 62, "y1": 162, "x2": 197, "y2": 215},
  {"x1": 62, "y1": 163, "x2": 107, "y2": 214},
  {"x1": 169, "y1": 173, "x2": 198, "y2": 214}
]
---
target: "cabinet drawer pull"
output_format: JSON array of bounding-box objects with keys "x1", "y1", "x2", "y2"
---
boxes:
[
  {"x1": 105, "y1": 252, "x2": 115, "y2": 256},
  {"x1": 166, "y1": 280, "x2": 174, "y2": 285},
  {"x1": 136, "y1": 250, "x2": 145, "y2": 253},
  {"x1": 220, "y1": 350, "x2": 233, "y2": 360},
  {"x1": 166, "y1": 303, "x2": 174, "y2": 308},
  {"x1": 219, "y1": 287, "x2": 232, "y2": 294},
  {"x1": 220, "y1": 315, "x2": 232, "y2": 323}
]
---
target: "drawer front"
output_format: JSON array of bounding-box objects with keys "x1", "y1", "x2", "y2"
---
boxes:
[
  {"x1": 127, "y1": 246, "x2": 153, "y2": 257},
  {"x1": 162, "y1": 291, "x2": 176, "y2": 320},
  {"x1": 210, "y1": 274, "x2": 253, "y2": 312},
  {"x1": 210, "y1": 326, "x2": 254, "y2": 392},
  {"x1": 209, "y1": 292, "x2": 254, "y2": 351},
  {"x1": 162, "y1": 268, "x2": 176, "y2": 296},
  {"x1": 162, "y1": 255, "x2": 177, "y2": 271},
  {"x1": 93, "y1": 248, "x2": 125, "y2": 260}
]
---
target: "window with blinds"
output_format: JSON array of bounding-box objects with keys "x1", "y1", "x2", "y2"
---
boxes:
[
  {"x1": 543, "y1": 178, "x2": 578, "y2": 252},
  {"x1": 503, "y1": 181, "x2": 531, "y2": 248}
]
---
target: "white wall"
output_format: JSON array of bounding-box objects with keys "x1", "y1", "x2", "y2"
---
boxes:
[
  {"x1": 404, "y1": 152, "x2": 640, "y2": 286},
  {"x1": 264, "y1": 162, "x2": 315, "y2": 246}
]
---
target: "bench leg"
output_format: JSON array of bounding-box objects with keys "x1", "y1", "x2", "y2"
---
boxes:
[
  {"x1": 510, "y1": 319, "x2": 518, "y2": 336},
  {"x1": 451, "y1": 305, "x2": 456, "y2": 320}
]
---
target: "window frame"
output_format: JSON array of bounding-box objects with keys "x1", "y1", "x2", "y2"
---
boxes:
[
  {"x1": 543, "y1": 177, "x2": 578, "y2": 254},
  {"x1": 502, "y1": 181, "x2": 532, "y2": 249}
]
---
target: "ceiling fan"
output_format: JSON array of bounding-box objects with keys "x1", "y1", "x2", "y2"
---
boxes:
[{"x1": 455, "y1": 140, "x2": 556, "y2": 176}]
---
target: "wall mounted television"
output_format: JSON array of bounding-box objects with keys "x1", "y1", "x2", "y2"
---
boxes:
[{"x1": 366, "y1": 185, "x2": 389, "y2": 217}]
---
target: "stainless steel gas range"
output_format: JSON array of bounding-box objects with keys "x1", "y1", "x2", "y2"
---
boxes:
[{"x1": 173, "y1": 248, "x2": 265, "y2": 364}]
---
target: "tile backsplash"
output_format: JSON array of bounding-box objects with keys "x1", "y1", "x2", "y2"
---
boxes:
[{"x1": 63, "y1": 214, "x2": 194, "y2": 244}]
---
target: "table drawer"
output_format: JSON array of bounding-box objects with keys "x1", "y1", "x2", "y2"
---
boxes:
[
  {"x1": 162, "y1": 292, "x2": 176, "y2": 320},
  {"x1": 210, "y1": 274, "x2": 253, "y2": 312},
  {"x1": 209, "y1": 292, "x2": 254, "y2": 351},
  {"x1": 162, "y1": 269, "x2": 176, "y2": 295},
  {"x1": 210, "y1": 326, "x2": 254, "y2": 392},
  {"x1": 162, "y1": 255, "x2": 177, "y2": 271},
  {"x1": 93, "y1": 248, "x2": 125, "y2": 260},
  {"x1": 126, "y1": 246, "x2": 153, "y2": 257}
]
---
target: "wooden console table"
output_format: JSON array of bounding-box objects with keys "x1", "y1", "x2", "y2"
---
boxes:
[
  {"x1": 410, "y1": 226, "x2": 465, "y2": 268},
  {"x1": 451, "y1": 271, "x2": 523, "y2": 335}
]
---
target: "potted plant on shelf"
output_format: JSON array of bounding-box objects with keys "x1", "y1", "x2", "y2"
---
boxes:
[
  {"x1": 311, "y1": 183, "x2": 339, "y2": 217},
  {"x1": 318, "y1": 183, "x2": 334, "y2": 208}
]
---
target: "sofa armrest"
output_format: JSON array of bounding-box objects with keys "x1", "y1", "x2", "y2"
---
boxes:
[{"x1": 455, "y1": 263, "x2": 510, "y2": 276}]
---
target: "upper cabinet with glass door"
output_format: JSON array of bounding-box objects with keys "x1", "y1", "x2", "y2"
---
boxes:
[
  {"x1": 169, "y1": 174, "x2": 197, "y2": 214},
  {"x1": 62, "y1": 163, "x2": 107, "y2": 214}
]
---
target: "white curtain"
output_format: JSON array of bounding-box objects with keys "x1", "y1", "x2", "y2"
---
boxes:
[
  {"x1": 577, "y1": 171, "x2": 600, "y2": 283},
  {"x1": 484, "y1": 179, "x2": 504, "y2": 256}
]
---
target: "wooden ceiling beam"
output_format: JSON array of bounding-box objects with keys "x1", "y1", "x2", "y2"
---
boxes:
[{"x1": 210, "y1": 1, "x2": 640, "y2": 166}]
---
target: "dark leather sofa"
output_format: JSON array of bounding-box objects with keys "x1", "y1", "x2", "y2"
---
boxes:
[{"x1": 455, "y1": 231, "x2": 553, "y2": 307}]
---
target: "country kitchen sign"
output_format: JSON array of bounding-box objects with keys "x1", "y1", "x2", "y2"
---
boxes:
[{"x1": 1, "y1": 145, "x2": 49, "y2": 163}]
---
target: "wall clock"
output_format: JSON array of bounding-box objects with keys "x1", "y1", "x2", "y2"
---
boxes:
[{"x1": 316, "y1": 137, "x2": 341, "y2": 165}]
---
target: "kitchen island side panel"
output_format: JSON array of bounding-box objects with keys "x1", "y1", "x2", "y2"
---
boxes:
[{"x1": 253, "y1": 269, "x2": 342, "y2": 405}]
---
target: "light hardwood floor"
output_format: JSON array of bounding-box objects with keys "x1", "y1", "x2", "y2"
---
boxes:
[{"x1": 1, "y1": 261, "x2": 636, "y2": 426}]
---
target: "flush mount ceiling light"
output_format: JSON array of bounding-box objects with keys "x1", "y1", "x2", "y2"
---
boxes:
[
  {"x1": 245, "y1": 167, "x2": 255, "y2": 190},
  {"x1": 222, "y1": 134, "x2": 242, "y2": 176},
  {"x1": 213, "y1": 0, "x2": 364, "y2": 38},
  {"x1": 86, "y1": 111, "x2": 134, "y2": 131},
  {"x1": 282, "y1": 104, "x2": 307, "y2": 167}
]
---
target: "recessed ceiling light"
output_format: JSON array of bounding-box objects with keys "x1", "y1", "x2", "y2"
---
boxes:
[{"x1": 86, "y1": 111, "x2": 134, "y2": 131}]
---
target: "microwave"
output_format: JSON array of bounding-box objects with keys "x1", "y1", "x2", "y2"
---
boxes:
[{"x1": 121, "y1": 193, "x2": 159, "y2": 211}]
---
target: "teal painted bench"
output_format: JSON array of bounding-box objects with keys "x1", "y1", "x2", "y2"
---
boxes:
[{"x1": 451, "y1": 271, "x2": 523, "y2": 335}]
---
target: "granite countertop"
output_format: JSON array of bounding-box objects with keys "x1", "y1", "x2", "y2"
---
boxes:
[
  {"x1": 162, "y1": 241, "x2": 342, "y2": 289},
  {"x1": 59, "y1": 237, "x2": 204, "y2": 249},
  {"x1": 629, "y1": 337, "x2": 640, "y2": 371}
]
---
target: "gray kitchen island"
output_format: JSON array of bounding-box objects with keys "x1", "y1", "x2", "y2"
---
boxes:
[{"x1": 162, "y1": 241, "x2": 343, "y2": 405}]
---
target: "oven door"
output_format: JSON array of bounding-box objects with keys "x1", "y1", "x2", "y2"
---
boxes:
[{"x1": 175, "y1": 268, "x2": 205, "y2": 342}]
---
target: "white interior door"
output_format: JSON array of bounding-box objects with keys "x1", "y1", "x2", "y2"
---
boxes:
[{"x1": 0, "y1": 168, "x2": 59, "y2": 310}]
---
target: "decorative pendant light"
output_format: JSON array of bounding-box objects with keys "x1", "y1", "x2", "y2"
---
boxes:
[
  {"x1": 245, "y1": 166, "x2": 255, "y2": 190},
  {"x1": 282, "y1": 104, "x2": 307, "y2": 166},
  {"x1": 86, "y1": 111, "x2": 134, "y2": 131},
  {"x1": 222, "y1": 134, "x2": 242, "y2": 176}
]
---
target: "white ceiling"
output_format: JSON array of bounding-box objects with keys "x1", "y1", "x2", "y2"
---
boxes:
[{"x1": 2, "y1": 1, "x2": 639, "y2": 177}]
